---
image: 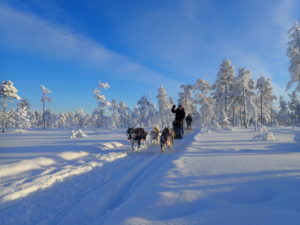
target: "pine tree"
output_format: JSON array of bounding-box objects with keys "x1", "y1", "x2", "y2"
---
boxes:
[
  {"x1": 236, "y1": 68, "x2": 255, "y2": 128},
  {"x1": 193, "y1": 79, "x2": 214, "y2": 127},
  {"x1": 137, "y1": 95, "x2": 156, "y2": 127},
  {"x1": 288, "y1": 91, "x2": 300, "y2": 126},
  {"x1": 93, "y1": 81, "x2": 110, "y2": 128},
  {"x1": 178, "y1": 84, "x2": 194, "y2": 114},
  {"x1": 256, "y1": 76, "x2": 277, "y2": 125},
  {"x1": 157, "y1": 86, "x2": 172, "y2": 128},
  {"x1": 110, "y1": 100, "x2": 121, "y2": 128},
  {"x1": 40, "y1": 85, "x2": 52, "y2": 129},
  {"x1": 74, "y1": 109, "x2": 87, "y2": 128},
  {"x1": 214, "y1": 59, "x2": 235, "y2": 115},
  {"x1": 57, "y1": 112, "x2": 67, "y2": 128},
  {"x1": 0, "y1": 81, "x2": 21, "y2": 132},
  {"x1": 286, "y1": 21, "x2": 300, "y2": 92},
  {"x1": 117, "y1": 101, "x2": 130, "y2": 127},
  {"x1": 230, "y1": 77, "x2": 244, "y2": 127},
  {"x1": 277, "y1": 96, "x2": 290, "y2": 125},
  {"x1": 16, "y1": 99, "x2": 32, "y2": 131}
]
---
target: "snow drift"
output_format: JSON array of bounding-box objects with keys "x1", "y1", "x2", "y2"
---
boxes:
[{"x1": 69, "y1": 129, "x2": 88, "y2": 138}]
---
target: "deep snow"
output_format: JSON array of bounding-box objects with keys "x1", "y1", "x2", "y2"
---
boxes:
[{"x1": 0, "y1": 127, "x2": 300, "y2": 225}]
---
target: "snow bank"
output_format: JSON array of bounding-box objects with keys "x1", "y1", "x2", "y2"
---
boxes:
[
  {"x1": 69, "y1": 129, "x2": 88, "y2": 138},
  {"x1": 0, "y1": 157, "x2": 56, "y2": 177},
  {"x1": 10, "y1": 129, "x2": 28, "y2": 133},
  {"x1": 294, "y1": 133, "x2": 300, "y2": 145},
  {"x1": 97, "y1": 142, "x2": 124, "y2": 150},
  {"x1": 58, "y1": 151, "x2": 89, "y2": 160},
  {"x1": 253, "y1": 126, "x2": 277, "y2": 141}
]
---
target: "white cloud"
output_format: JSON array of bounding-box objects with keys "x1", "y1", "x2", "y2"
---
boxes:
[
  {"x1": 0, "y1": 3, "x2": 114, "y2": 63},
  {"x1": 0, "y1": 3, "x2": 181, "y2": 88}
]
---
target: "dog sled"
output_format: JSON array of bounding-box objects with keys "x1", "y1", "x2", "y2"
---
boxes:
[{"x1": 172, "y1": 120, "x2": 183, "y2": 139}]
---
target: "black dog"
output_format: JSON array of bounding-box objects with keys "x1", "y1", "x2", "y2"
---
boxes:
[{"x1": 127, "y1": 128, "x2": 148, "y2": 151}]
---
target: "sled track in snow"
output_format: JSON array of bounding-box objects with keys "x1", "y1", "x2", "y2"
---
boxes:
[
  {"x1": 98, "y1": 130, "x2": 198, "y2": 225},
  {"x1": 55, "y1": 130, "x2": 198, "y2": 225}
]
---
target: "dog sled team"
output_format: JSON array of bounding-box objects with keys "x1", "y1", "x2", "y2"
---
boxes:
[{"x1": 126, "y1": 105, "x2": 193, "y2": 153}]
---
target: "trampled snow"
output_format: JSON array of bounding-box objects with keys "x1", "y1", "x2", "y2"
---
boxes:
[{"x1": 0, "y1": 127, "x2": 300, "y2": 225}]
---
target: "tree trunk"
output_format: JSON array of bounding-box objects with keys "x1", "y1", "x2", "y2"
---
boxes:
[
  {"x1": 260, "y1": 93, "x2": 263, "y2": 125},
  {"x1": 225, "y1": 83, "x2": 228, "y2": 114},
  {"x1": 1, "y1": 96, "x2": 7, "y2": 133},
  {"x1": 232, "y1": 104, "x2": 235, "y2": 127},
  {"x1": 239, "y1": 107, "x2": 242, "y2": 128},
  {"x1": 42, "y1": 98, "x2": 46, "y2": 129},
  {"x1": 243, "y1": 89, "x2": 248, "y2": 128}
]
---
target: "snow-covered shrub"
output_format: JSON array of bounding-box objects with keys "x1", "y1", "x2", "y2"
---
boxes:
[
  {"x1": 253, "y1": 126, "x2": 276, "y2": 141},
  {"x1": 293, "y1": 133, "x2": 300, "y2": 145},
  {"x1": 258, "y1": 126, "x2": 268, "y2": 134},
  {"x1": 70, "y1": 129, "x2": 88, "y2": 139}
]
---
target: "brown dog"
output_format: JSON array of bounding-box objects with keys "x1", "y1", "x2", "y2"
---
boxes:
[
  {"x1": 150, "y1": 126, "x2": 160, "y2": 145},
  {"x1": 160, "y1": 128, "x2": 175, "y2": 152}
]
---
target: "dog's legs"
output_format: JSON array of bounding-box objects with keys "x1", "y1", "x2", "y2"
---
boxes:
[
  {"x1": 131, "y1": 140, "x2": 135, "y2": 151},
  {"x1": 137, "y1": 139, "x2": 141, "y2": 152},
  {"x1": 161, "y1": 144, "x2": 164, "y2": 153}
]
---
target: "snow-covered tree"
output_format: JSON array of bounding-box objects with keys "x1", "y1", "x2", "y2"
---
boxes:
[
  {"x1": 286, "y1": 21, "x2": 300, "y2": 92},
  {"x1": 213, "y1": 59, "x2": 235, "y2": 116},
  {"x1": 277, "y1": 96, "x2": 290, "y2": 125},
  {"x1": 178, "y1": 84, "x2": 194, "y2": 114},
  {"x1": 5, "y1": 109, "x2": 17, "y2": 129},
  {"x1": 236, "y1": 68, "x2": 255, "y2": 128},
  {"x1": 218, "y1": 108, "x2": 229, "y2": 128},
  {"x1": 288, "y1": 90, "x2": 300, "y2": 125},
  {"x1": 229, "y1": 76, "x2": 244, "y2": 127},
  {"x1": 40, "y1": 85, "x2": 52, "y2": 129},
  {"x1": 137, "y1": 95, "x2": 157, "y2": 127},
  {"x1": 193, "y1": 79, "x2": 214, "y2": 127},
  {"x1": 157, "y1": 86, "x2": 172, "y2": 128},
  {"x1": 74, "y1": 109, "x2": 88, "y2": 128},
  {"x1": 57, "y1": 112, "x2": 68, "y2": 128},
  {"x1": 93, "y1": 81, "x2": 111, "y2": 128},
  {"x1": 0, "y1": 81, "x2": 21, "y2": 132},
  {"x1": 117, "y1": 101, "x2": 130, "y2": 127},
  {"x1": 16, "y1": 99, "x2": 32, "y2": 131},
  {"x1": 256, "y1": 76, "x2": 277, "y2": 125},
  {"x1": 42, "y1": 109, "x2": 57, "y2": 128},
  {"x1": 109, "y1": 99, "x2": 120, "y2": 128}
]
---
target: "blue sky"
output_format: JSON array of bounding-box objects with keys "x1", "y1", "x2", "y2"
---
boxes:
[{"x1": 1, "y1": 0, "x2": 299, "y2": 113}]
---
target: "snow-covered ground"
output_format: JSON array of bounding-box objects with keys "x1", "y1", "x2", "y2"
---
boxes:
[{"x1": 0, "y1": 127, "x2": 300, "y2": 225}]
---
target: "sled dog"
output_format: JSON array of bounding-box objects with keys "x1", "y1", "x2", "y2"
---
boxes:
[
  {"x1": 127, "y1": 128, "x2": 148, "y2": 151},
  {"x1": 160, "y1": 128, "x2": 175, "y2": 152},
  {"x1": 150, "y1": 126, "x2": 160, "y2": 145}
]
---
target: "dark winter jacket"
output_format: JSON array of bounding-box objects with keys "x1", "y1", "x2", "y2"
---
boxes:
[
  {"x1": 171, "y1": 105, "x2": 186, "y2": 122},
  {"x1": 185, "y1": 115, "x2": 192, "y2": 123}
]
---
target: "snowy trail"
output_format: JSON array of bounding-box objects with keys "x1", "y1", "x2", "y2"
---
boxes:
[
  {"x1": 57, "y1": 131, "x2": 198, "y2": 225},
  {"x1": 0, "y1": 129, "x2": 198, "y2": 225}
]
